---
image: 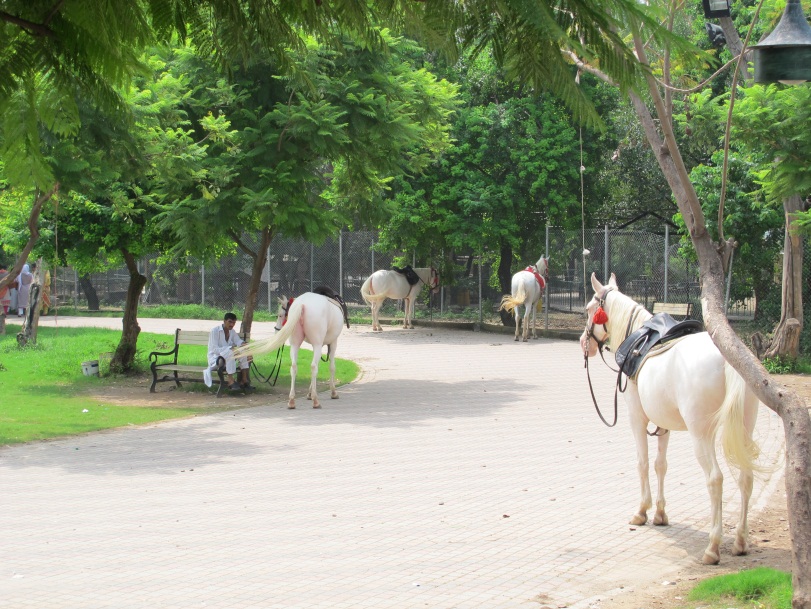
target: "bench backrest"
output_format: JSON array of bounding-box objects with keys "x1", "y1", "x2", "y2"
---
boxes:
[
  {"x1": 174, "y1": 329, "x2": 249, "y2": 346},
  {"x1": 652, "y1": 302, "x2": 693, "y2": 318}
]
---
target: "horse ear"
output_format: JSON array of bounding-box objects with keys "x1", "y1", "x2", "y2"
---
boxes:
[
  {"x1": 591, "y1": 273, "x2": 603, "y2": 293},
  {"x1": 609, "y1": 274, "x2": 618, "y2": 289}
]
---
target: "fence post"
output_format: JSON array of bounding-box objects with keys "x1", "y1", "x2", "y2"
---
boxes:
[
  {"x1": 201, "y1": 263, "x2": 205, "y2": 306},
  {"x1": 310, "y1": 243, "x2": 314, "y2": 292},
  {"x1": 339, "y1": 229, "x2": 344, "y2": 298},
  {"x1": 74, "y1": 269, "x2": 79, "y2": 309},
  {"x1": 272, "y1": 243, "x2": 273, "y2": 313},
  {"x1": 664, "y1": 224, "x2": 669, "y2": 303},
  {"x1": 478, "y1": 252, "x2": 483, "y2": 325},
  {"x1": 604, "y1": 224, "x2": 609, "y2": 281},
  {"x1": 545, "y1": 224, "x2": 550, "y2": 331}
]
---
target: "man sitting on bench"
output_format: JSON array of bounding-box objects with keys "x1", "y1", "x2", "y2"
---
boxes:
[{"x1": 206, "y1": 312, "x2": 253, "y2": 392}]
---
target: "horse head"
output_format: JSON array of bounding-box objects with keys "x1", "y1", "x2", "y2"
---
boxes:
[
  {"x1": 580, "y1": 273, "x2": 618, "y2": 357},
  {"x1": 429, "y1": 267, "x2": 440, "y2": 293},
  {"x1": 275, "y1": 296, "x2": 292, "y2": 331},
  {"x1": 535, "y1": 256, "x2": 550, "y2": 280}
]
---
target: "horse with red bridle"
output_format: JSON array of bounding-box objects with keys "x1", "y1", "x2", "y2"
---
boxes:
[
  {"x1": 499, "y1": 255, "x2": 549, "y2": 342},
  {"x1": 580, "y1": 273, "x2": 762, "y2": 565}
]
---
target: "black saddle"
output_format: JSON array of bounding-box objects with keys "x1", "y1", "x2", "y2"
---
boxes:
[
  {"x1": 312, "y1": 285, "x2": 350, "y2": 328},
  {"x1": 392, "y1": 265, "x2": 420, "y2": 286},
  {"x1": 615, "y1": 313, "x2": 703, "y2": 378}
]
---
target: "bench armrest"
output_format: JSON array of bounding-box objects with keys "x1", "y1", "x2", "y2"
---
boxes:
[{"x1": 148, "y1": 346, "x2": 179, "y2": 364}]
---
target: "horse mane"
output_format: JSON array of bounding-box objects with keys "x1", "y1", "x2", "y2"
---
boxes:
[{"x1": 605, "y1": 290, "x2": 653, "y2": 352}]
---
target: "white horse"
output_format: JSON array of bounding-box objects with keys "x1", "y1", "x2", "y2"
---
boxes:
[
  {"x1": 499, "y1": 255, "x2": 549, "y2": 341},
  {"x1": 580, "y1": 273, "x2": 761, "y2": 565},
  {"x1": 234, "y1": 292, "x2": 344, "y2": 409},
  {"x1": 360, "y1": 266, "x2": 440, "y2": 331}
]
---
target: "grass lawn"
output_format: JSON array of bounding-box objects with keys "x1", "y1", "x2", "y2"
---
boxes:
[{"x1": 0, "y1": 323, "x2": 359, "y2": 446}]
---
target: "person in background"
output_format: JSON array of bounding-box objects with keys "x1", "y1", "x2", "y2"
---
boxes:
[
  {"x1": 17, "y1": 263, "x2": 33, "y2": 317},
  {"x1": 0, "y1": 264, "x2": 14, "y2": 315},
  {"x1": 205, "y1": 312, "x2": 254, "y2": 392}
]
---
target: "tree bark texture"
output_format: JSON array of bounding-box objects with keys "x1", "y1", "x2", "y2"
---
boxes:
[
  {"x1": 111, "y1": 250, "x2": 146, "y2": 373},
  {"x1": 79, "y1": 274, "x2": 100, "y2": 310},
  {"x1": 498, "y1": 242, "x2": 516, "y2": 327},
  {"x1": 764, "y1": 194, "x2": 804, "y2": 360},
  {"x1": 239, "y1": 228, "x2": 272, "y2": 336}
]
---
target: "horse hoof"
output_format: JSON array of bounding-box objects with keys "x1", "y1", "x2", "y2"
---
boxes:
[
  {"x1": 629, "y1": 513, "x2": 647, "y2": 526},
  {"x1": 732, "y1": 539, "x2": 748, "y2": 556},
  {"x1": 288, "y1": 403, "x2": 296, "y2": 409},
  {"x1": 653, "y1": 513, "x2": 669, "y2": 526},
  {"x1": 514, "y1": 337, "x2": 519, "y2": 342},
  {"x1": 331, "y1": 393, "x2": 339, "y2": 399},
  {"x1": 702, "y1": 550, "x2": 720, "y2": 565},
  {"x1": 313, "y1": 404, "x2": 321, "y2": 409}
]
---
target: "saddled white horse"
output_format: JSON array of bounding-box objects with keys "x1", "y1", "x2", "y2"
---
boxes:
[
  {"x1": 234, "y1": 292, "x2": 344, "y2": 409},
  {"x1": 580, "y1": 273, "x2": 761, "y2": 565},
  {"x1": 499, "y1": 255, "x2": 549, "y2": 341},
  {"x1": 360, "y1": 266, "x2": 440, "y2": 331}
]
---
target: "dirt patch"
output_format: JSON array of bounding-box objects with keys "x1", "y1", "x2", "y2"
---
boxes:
[
  {"x1": 84, "y1": 372, "x2": 295, "y2": 409},
  {"x1": 595, "y1": 480, "x2": 793, "y2": 609}
]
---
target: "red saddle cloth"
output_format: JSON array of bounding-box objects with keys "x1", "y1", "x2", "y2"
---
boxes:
[{"x1": 525, "y1": 266, "x2": 546, "y2": 290}]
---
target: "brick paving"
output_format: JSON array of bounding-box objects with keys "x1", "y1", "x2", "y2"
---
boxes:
[{"x1": 1, "y1": 318, "x2": 786, "y2": 609}]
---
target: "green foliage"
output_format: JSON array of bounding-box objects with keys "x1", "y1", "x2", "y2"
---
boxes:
[
  {"x1": 688, "y1": 567, "x2": 792, "y2": 609},
  {"x1": 762, "y1": 356, "x2": 798, "y2": 375}
]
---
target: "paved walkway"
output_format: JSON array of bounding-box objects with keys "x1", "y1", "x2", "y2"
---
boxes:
[{"x1": 1, "y1": 317, "x2": 786, "y2": 609}]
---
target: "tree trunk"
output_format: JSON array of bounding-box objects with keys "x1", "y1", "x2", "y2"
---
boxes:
[
  {"x1": 764, "y1": 194, "x2": 804, "y2": 360},
  {"x1": 111, "y1": 250, "x2": 146, "y2": 373},
  {"x1": 628, "y1": 32, "x2": 811, "y2": 608},
  {"x1": 238, "y1": 228, "x2": 272, "y2": 336},
  {"x1": 498, "y1": 242, "x2": 516, "y2": 326},
  {"x1": 79, "y1": 274, "x2": 100, "y2": 310},
  {"x1": 0, "y1": 186, "x2": 57, "y2": 297}
]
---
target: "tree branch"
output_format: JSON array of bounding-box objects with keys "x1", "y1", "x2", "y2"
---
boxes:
[{"x1": 0, "y1": 10, "x2": 54, "y2": 36}]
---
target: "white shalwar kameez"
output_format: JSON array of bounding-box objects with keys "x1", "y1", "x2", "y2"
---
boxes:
[{"x1": 204, "y1": 324, "x2": 248, "y2": 387}]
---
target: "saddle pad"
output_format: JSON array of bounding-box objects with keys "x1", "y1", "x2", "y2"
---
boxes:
[
  {"x1": 615, "y1": 313, "x2": 703, "y2": 378},
  {"x1": 393, "y1": 265, "x2": 420, "y2": 286}
]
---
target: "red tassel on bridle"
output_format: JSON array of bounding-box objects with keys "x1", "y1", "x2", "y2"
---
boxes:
[{"x1": 592, "y1": 307, "x2": 608, "y2": 325}]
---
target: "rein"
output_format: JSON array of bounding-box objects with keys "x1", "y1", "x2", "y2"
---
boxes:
[{"x1": 583, "y1": 289, "x2": 667, "y2": 436}]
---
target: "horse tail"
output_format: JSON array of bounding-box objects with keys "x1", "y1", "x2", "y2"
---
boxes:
[
  {"x1": 499, "y1": 281, "x2": 527, "y2": 313},
  {"x1": 360, "y1": 275, "x2": 388, "y2": 305},
  {"x1": 234, "y1": 303, "x2": 302, "y2": 359},
  {"x1": 715, "y1": 362, "x2": 763, "y2": 473}
]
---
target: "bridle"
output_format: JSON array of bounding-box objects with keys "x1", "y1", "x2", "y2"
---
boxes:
[
  {"x1": 583, "y1": 287, "x2": 667, "y2": 436},
  {"x1": 419, "y1": 267, "x2": 440, "y2": 290}
]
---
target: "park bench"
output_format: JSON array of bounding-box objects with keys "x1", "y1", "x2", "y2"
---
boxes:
[
  {"x1": 652, "y1": 301, "x2": 693, "y2": 319},
  {"x1": 148, "y1": 329, "x2": 249, "y2": 397}
]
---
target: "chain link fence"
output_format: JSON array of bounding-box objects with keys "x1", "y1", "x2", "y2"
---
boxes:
[{"x1": 36, "y1": 225, "x2": 811, "y2": 352}]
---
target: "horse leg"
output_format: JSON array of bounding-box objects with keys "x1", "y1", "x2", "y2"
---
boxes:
[
  {"x1": 652, "y1": 430, "x2": 670, "y2": 525},
  {"x1": 732, "y1": 391, "x2": 758, "y2": 555},
  {"x1": 372, "y1": 301, "x2": 382, "y2": 332},
  {"x1": 691, "y1": 433, "x2": 724, "y2": 564},
  {"x1": 328, "y1": 341, "x2": 339, "y2": 400},
  {"x1": 308, "y1": 343, "x2": 322, "y2": 408},
  {"x1": 404, "y1": 297, "x2": 413, "y2": 329},
  {"x1": 287, "y1": 341, "x2": 300, "y2": 409},
  {"x1": 530, "y1": 298, "x2": 538, "y2": 339},
  {"x1": 522, "y1": 306, "x2": 530, "y2": 342},
  {"x1": 627, "y1": 394, "x2": 653, "y2": 525},
  {"x1": 513, "y1": 306, "x2": 520, "y2": 341}
]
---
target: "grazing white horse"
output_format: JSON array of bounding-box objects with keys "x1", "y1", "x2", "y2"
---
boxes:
[
  {"x1": 499, "y1": 255, "x2": 549, "y2": 341},
  {"x1": 580, "y1": 273, "x2": 761, "y2": 565},
  {"x1": 234, "y1": 292, "x2": 344, "y2": 409},
  {"x1": 360, "y1": 266, "x2": 440, "y2": 331}
]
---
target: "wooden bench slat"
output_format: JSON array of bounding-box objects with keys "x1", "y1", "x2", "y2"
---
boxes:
[
  {"x1": 148, "y1": 328, "x2": 249, "y2": 396},
  {"x1": 652, "y1": 302, "x2": 693, "y2": 317}
]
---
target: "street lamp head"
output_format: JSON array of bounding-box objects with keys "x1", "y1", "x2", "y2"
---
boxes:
[
  {"x1": 701, "y1": 0, "x2": 731, "y2": 19},
  {"x1": 752, "y1": 0, "x2": 811, "y2": 85}
]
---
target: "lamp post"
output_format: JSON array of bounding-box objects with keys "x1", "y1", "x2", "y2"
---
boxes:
[
  {"x1": 702, "y1": 0, "x2": 731, "y2": 18},
  {"x1": 752, "y1": 0, "x2": 811, "y2": 84}
]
